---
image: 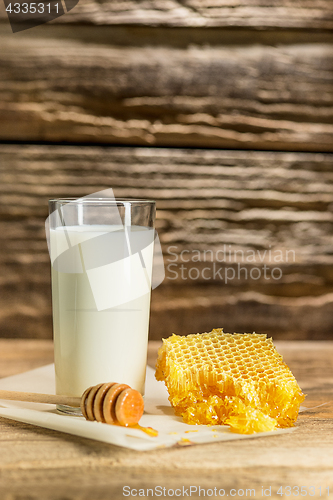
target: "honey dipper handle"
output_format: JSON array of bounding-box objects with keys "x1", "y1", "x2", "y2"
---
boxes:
[{"x1": 0, "y1": 389, "x2": 81, "y2": 408}]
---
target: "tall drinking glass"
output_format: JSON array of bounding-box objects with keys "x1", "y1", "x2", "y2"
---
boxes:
[{"x1": 48, "y1": 198, "x2": 155, "y2": 415}]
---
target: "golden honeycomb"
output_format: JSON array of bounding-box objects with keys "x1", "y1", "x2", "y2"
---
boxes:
[{"x1": 155, "y1": 329, "x2": 305, "y2": 434}]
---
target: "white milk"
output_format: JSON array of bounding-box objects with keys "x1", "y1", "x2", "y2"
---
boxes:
[{"x1": 50, "y1": 225, "x2": 154, "y2": 397}]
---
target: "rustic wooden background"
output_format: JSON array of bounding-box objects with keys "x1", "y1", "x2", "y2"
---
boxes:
[{"x1": 0, "y1": 1, "x2": 332, "y2": 340}]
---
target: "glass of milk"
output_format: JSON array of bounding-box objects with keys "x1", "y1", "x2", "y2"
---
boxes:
[{"x1": 47, "y1": 197, "x2": 156, "y2": 415}]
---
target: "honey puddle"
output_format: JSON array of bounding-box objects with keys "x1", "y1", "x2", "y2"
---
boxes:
[{"x1": 128, "y1": 424, "x2": 159, "y2": 437}]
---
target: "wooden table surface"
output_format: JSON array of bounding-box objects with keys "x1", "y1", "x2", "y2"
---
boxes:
[{"x1": 0, "y1": 339, "x2": 332, "y2": 500}]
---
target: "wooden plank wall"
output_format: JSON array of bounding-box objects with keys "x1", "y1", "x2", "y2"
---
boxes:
[{"x1": 0, "y1": 1, "x2": 332, "y2": 340}]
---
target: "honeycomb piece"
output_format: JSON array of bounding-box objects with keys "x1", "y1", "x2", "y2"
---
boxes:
[{"x1": 155, "y1": 329, "x2": 305, "y2": 434}]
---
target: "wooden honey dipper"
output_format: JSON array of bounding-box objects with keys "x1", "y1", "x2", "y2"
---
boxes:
[{"x1": 0, "y1": 382, "x2": 144, "y2": 427}]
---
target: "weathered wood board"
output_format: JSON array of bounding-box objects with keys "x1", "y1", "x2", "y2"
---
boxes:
[
  {"x1": 60, "y1": 0, "x2": 333, "y2": 30},
  {"x1": 0, "y1": 25, "x2": 332, "y2": 151},
  {"x1": 0, "y1": 0, "x2": 332, "y2": 341},
  {"x1": 0, "y1": 145, "x2": 332, "y2": 340},
  {"x1": 1, "y1": 0, "x2": 333, "y2": 30}
]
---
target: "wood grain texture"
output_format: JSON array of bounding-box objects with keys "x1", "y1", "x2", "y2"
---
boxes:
[
  {"x1": 65, "y1": 0, "x2": 333, "y2": 30},
  {"x1": 0, "y1": 339, "x2": 54, "y2": 379},
  {"x1": 0, "y1": 145, "x2": 332, "y2": 340},
  {"x1": 0, "y1": 340, "x2": 332, "y2": 500},
  {"x1": 1, "y1": 0, "x2": 332, "y2": 30},
  {"x1": 0, "y1": 26, "x2": 332, "y2": 151}
]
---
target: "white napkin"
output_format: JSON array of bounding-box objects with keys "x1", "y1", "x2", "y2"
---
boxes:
[{"x1": 0, "y1": 365, "x2": 292, "y2": 451}]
